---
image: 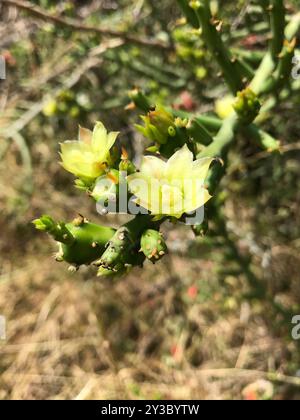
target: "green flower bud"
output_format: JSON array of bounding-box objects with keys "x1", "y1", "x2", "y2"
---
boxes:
[
  {"x1": 119, "y1": 156, "x2": 136, "y2": 175},
  {"x1": 140, "y1": 229, "x2": 168, "y2": 263},
  {"x1": 135, "y1": 106, "x2": 176, "y2": 145},
  {"x1": 174, "y1": 117, "x2": 189, "y2": 129},
  {"x1": 74, "y1": 178, "x2": 95, "y2": 191},
  {"x1": 33, "y1": 215, "x2": 74, "y2": 245},
  {"x1": 233, "y1": 88, "x2": 261, "y2": 124},
  {"x1": 128, "y1": 89, "x2": 151, "y2": 113},
  {"x1": 189, "y1": 0, "x2": 201, "y2": 11},
  {"x1": 42, "y1": 100, "x2": 57, "y2": 117},
  {"x1": 168, "y1": 126, "x2": 177, "y2": 137}
]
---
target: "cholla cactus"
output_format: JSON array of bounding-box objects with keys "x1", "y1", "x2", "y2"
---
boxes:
[{"x1": 33, "y1": 0, "x2": 299, "y2": 280}]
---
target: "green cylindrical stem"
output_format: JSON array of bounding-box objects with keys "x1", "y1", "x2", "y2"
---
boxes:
[
  {"x1": 246, "y1": 125, "x2": 280, "y2": 152},
  {"x1": 251, "y1": 8, "x2": 300, "y2": 96},
  {"x1": 94, "y1": 215, "x2": 160, "y2": 273},
  {"x1": 261, "y1": 39, "x2": 296, "y2": 94},
  {"x1": 176, "y1": 0, "x2": 199, "y2": 28},
  {"x1": 197, "y1": 114, "x2": 240, "y2": 192},
  {"x1": 34, "y1": 215, "x2": 116, "y2": 266},
  {"x1": 193, "y1": 0, "x2": 244, "y2": 93},
  {"x1": 187, "y1": 117, "x2": 214, "y2": 145},
  {"x1": 198, "y1": 114, "x2": 240, "y2": 159},
  {"x1": 231, "y1": 49, "x2": 264, "y2": 65},
  {"x1": 128, "y1": 89, "x2": 151, "y2": 113},
  {"x1": 269, "y1": 0, "x2": 285, "y2": 60},
  {"x1": 285, "y1": 12, "x2": 300, "y2": 41},
  {"x1": 60, "y1": 222, "x2": 116, "y2": 266}
]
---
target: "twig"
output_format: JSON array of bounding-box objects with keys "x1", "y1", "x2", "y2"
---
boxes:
[
  {"x1": 269, "y1": 0, "x2": 285, "y2": 60},
  {"x1": 250, "y1": 7, "x2": 300, "y2": 96},
  {"x1": 1, "y1": 0, "x2": 171, "y2": 50},
  {"x1": 194, "y1": 368, "x2": 300, "y2": 387},
  {"x1": 0, "y1": 38, "x2": 124, "y2": 140}
]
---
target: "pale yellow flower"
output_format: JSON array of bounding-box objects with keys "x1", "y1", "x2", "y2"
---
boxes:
[
  {"x1": 127, "y1": 145, "x2": 214, "y2": 219},
  {"x1": 215, "y1": 95, "x2": 235, "y2": 119},
  {"x1": 60, "y1": 122, "x2": 119, "y2": 179}
]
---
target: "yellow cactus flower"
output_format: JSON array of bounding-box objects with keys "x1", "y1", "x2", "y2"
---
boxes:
[
  {"x1": 127, "y1": 145, "x2": 214, "y2": 219},
  {"x1": 215, "y1": 95, "x2": 235, "y2": 119},
  {"x1": 60, "y1": 122, "x2": 119, "y2": 179}
]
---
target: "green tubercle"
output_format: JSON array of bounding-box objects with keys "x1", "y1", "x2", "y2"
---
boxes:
[
  {"x1": 140, "y1": 229, "x2": 168, "y2": 264},
  {"x1": 192, "y1": 219, "x2": 209, "y2": 237}
]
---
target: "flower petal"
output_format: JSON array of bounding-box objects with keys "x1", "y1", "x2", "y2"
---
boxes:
[
  {"x1": 191, "y1": 157, "x2": 214, "y2": 184},
  {"x1": 106, "y1": 131, "x2": 119, "y2": 151},
  {"x1": 183, "y1": 183, "x2": 212, "y2": 214},
  {"x1": 160, "y1": 184, "x2": 184, "y2": 217},
  {"x1": 165, "y1": 144, "x2": 193, "y2": 181},
  {"x1": 127, "y1": 173, "x2": 161, "y2": 214},
  {"x1": 60, "y1": 141, "x2": 103, "y2": 179},
  {"x1": 91, "y1": 121, "x2": 119, "y2": 157},
  {"x1": 78, "y1": 126, "x2": 92, "y2": 144},
  {"x1": 140, "y1": 155, "x2": 166, "y2": 179},
  {"x1": 91, "y1": 121, "x2": 108, "y2": 154}
]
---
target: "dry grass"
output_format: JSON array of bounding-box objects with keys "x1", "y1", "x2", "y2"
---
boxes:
[{"x1": 1, "y1": 223, "x2": 300, "y2": 399}]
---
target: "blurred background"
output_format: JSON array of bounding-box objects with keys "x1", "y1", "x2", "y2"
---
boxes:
[{"x1": 0, "y1": 0, "x2": 300, "y2": 400}]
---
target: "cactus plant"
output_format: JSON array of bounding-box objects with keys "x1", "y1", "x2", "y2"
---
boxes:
[{"x1": 31, "y1": 0, "x2": 300, "y2": 282}]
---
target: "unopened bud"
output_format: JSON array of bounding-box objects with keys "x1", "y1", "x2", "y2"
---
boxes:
[{"x1": 233, "y1": 88, "x2": 261, "y2": 124}]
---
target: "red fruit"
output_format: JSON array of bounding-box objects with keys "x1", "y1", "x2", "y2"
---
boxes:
[
  {"x1": 187, "y1": 285, "x2": 198, "y2": 299},
  {"x1": 241, "y1": 35, "x2": 259, "y2": 48},
  {"x1": 244, "y1": 391, "x2": 257, "y2": 401},
  {"x1": 170, "y1": 344, "x2": 178, "y2": 356},
  {"x1": 174, "y1": 91, "x2": 196, "y2": 111}
]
